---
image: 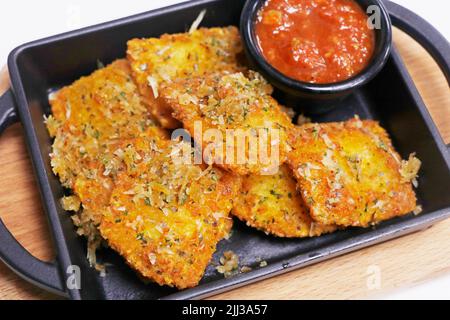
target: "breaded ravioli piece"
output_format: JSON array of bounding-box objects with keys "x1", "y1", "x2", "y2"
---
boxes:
[
  {"x1": 160, "y1": 71, "x2": 294, "y2": 175},
  {"x1": 232, "y1": 165, "x2": 336, "y2": 237},
  {"x1": 287, "y1": 117, "x2": 418, "y2": 227},
  {"x1": 47, "y1": 60, "x2": 168, "y2": 264},
  {"x1": 48, "y1": 59, "x2": 167, "y2": 192},
  {"x1": 127, "y1": 27, "x2": 245, "y2": 128},
  {"x1": 100, "y1": 139, "x2": 240, "y2": 289}
]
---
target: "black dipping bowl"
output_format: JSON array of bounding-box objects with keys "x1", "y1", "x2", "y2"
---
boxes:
[{"x1": 240, "y1": 0, "x2": 393, "y2": 114}]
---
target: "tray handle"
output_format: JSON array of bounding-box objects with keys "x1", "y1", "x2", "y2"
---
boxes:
[
  {"x1": 0, "y1": 89, "x2": 67, "y2": 297},
  {"x1": 385, "y1": 1, "x2": 450, "y2": 152},
  {"x1": 386, "y1": 1, "x2": 450, "y2": 82}
]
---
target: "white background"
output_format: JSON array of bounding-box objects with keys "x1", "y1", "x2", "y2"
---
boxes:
[{"x1": 0, "y1": 0, "x2": 448, "y2": 299}]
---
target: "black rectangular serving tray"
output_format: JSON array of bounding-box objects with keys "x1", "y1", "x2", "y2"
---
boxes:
[{"x1": 0, "y1": 0, "x2": 449, "y2": 300}]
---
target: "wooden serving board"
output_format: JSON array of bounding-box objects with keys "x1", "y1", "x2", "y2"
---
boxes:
[{"x1": 0, "y1": 28, "x2": 449, "y2": 300}]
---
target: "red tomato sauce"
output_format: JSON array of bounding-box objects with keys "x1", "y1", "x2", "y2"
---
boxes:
[{"x1": 255, "y1": 0, "x2": 375, "y2": 84}]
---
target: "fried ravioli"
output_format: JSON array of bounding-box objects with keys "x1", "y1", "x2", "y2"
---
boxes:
[
  {"x1": 287, "y1": 117, "x2": 418, "y2": 227},
  {"x1": 48, "y1": 59, "x2": 167, "y2": 192},
  {"x1": 127, "y1": 26, "x2": 245, "y2": 128},
  {"x1": 100, "y1": 139, "x2": 240, "y2": 289},
  {"x1": 160, "y1": 71, "x2": 294, "y2": 175},
  {"x1": 47, "y1": 59, "x2": 240, "y2": 288},
  {"x1": 232, "y1": 165, "x2": 335, "y2": 237},
  {"x1": 47, "y1": 60, "x2": 168, "y2": 264}
]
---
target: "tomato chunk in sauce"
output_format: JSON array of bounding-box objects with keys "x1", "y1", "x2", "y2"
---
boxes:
[{"x1": 255, "y1": 0, "x2": 375, "y2": 84}]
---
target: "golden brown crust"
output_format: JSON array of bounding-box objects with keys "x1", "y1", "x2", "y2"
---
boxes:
[
  {"x1": 287, "y1": 118, "x2": 417, "y2": 227},
  {"x1": 160, "y1": 71, "x2": 294, "y2": 175},
  {"x1": 48, "y1": 59, "x2": 168, "y2": 222},
  {"x1": 232, "y1": 165, "x2": 336, "y2": 237},
  {"x1": 100, "y1": 138, "x2": 240, "y2": 289},
  {"x1": 127, "y1": 27, "x2": 245, "y2": 128},
  {"x1": 47, "y1": 59, "x2": 169, "y2": 267}
]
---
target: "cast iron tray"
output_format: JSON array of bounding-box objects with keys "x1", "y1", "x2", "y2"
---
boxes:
[{"x1": 0, "y1": 0, "x2": 449, "y2": 300}]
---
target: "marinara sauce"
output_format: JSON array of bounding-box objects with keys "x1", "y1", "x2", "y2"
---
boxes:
[{"x1": 255, "y1": 0, "x2": 375, "y2": 84}]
